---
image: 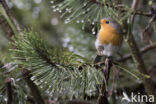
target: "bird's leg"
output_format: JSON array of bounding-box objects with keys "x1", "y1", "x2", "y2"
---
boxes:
[
  {"x1": 103, "y1": 57, "x2": 112, "y2": 85},
  {"x1": 94, "y1": 54, "x2": 102, "y2": 64}
]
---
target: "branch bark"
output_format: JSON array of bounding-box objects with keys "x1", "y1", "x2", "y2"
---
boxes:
[
  {"x1": 22, "y1": 69, "x2": 45, "y2": 104},
  {"x1": 0, "y1": 0, "x2": 22, "y2": 33},
  {"x1": 0, "y1": 14, "x2": 14, "y2": 41},
  {"x1": 97, "y1": 58, "x2": 112, "y2": 104},
  {"x1": 5, "y1": 78, "x2": 13, "y2": 104},
  {"x1": 118, "y1": 43, "x2": 156, "y2": 62}
]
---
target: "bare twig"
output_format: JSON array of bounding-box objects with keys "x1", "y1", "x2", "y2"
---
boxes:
[
  {"x1": 0, "y1": 0, "x2": 22, "y2": 33},
  {"x1": 5, "y1": 78, "x2": 13, "y2": 104},
  {"x1": 26, "y1": 96, "x2": 35, "y2": 104},
  {"x1": 135, "y1": 11, "x2": 152, "y2": 17},
  {"x1": 143, "y1": 5, "x2": 156, "y2": 42},
  {"x1": 0, "y1": 14, "x2": 14, "y2": 41},
  {"x1": 118, "y1": 43, "x2": 156, "y2": 62}
]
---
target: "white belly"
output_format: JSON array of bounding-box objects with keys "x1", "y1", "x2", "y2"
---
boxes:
[
  {"x1": 95, "y1": 39, "x2": 120, "y2": 57},
  {"x1": 103, "y1": 44, "x2": 119, "y2": 56}
]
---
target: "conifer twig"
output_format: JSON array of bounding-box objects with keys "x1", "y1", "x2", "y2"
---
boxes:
[{"x1": 90, "y1": 0, "x2": 152, "y2": 17}]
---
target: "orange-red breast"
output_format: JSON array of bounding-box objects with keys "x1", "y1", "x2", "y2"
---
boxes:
[{"x1": 95, "y1": 18, "x2": 123, "y2": 57}]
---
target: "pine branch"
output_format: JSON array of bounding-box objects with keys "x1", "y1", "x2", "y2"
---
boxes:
[
  {"x1": 90, "y1": 0, "x2": 152, "y2": 17},
  {"x1": 0, "y1": 0, "x2": 45, "y2": 103}
]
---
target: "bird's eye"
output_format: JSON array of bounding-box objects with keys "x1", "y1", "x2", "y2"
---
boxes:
[{"x1": 106, "y1": 21, "x2": 109, "y2": 24}]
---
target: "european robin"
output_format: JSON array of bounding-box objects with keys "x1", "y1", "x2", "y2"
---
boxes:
[{"x1": 94, "y1": 18, "x2": 123, "y2": 62}]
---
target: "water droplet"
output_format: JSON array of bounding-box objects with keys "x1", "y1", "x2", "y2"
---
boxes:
[
  {"x1": 76, "y1": 20, "x2": 80, "y2": 23},
  {"x1": 81, "y1": 20, "x2": 84, "y2": 23},
  {"x1": 31, "y1": 76, "x2": 35, "y2": 80},
  {"x1": 50, "y1": 1, "x2": 54, "y2": 4},
  {"x1": 56, "y1": 8, "x2": 59, "y2": 11},
  {"x1": 83, "y1": 3, "x2": 87, "y2": 6},
  {"x1": 92, "y1": 31, "x2": 96, "y2": 34},
  {"x1": 87, "y1": 19, "x2": 90, "y2": 22},
  {"x1": 53, "y1": 9, "x2": 56, "y2": 12},
  {"x1": 66, "y1": 8, "x2": 69, "y2": 11},
  {"x1": 40, "y1": 86, "x2": 43, "y2": 89},
  {"x1": 58, "y1": 4, "x2": 62, "y2": 7},
  {"x1": 52, "y1": 6, "x2": 56, "y2": 9},
  {"x1": 65, "y1": 20, "x2": 68, "y2": 24},
  {"x1": 66, "y1": 18, "x2": 70, "y2": 21},
  {"x1": 68, "y1": 10, "x2": 71, "y2": 13}
]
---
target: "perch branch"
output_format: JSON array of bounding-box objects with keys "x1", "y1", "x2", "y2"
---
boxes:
[{"x1": 97, "y1": 58, "x2": 112, "y2": 104}]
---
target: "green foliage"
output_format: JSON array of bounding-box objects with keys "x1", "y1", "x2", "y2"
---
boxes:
[
  {"x1": 0, "y1": 63, "x2": 29, "y2": 104},
  {"x1": 51, "y1": 0, "x2": 130, "y2": 26},
  {"x1": 10, "y1": 30, "x2": 105, "y2": 98}
]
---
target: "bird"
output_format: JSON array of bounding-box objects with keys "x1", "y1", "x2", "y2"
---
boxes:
[{"x1": 94, "y1": 18, "x2": 123, "y2": 63}]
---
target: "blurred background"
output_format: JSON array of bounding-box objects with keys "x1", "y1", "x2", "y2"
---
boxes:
[{"x1": 0, "y1": 0, "x2": 156, "y2": 104}]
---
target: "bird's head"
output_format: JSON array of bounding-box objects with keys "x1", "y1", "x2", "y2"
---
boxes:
[
  {"x1": 100, "y1": 18, "x2": 113, "y2": 27},
  {"x1": 99, "y1": 18, "x2": 122, "y2": 34}
]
